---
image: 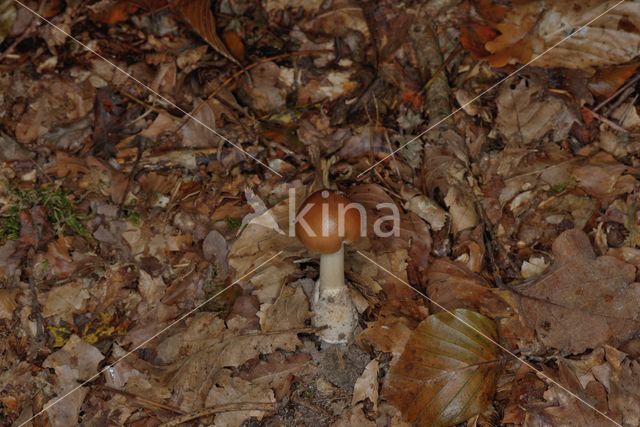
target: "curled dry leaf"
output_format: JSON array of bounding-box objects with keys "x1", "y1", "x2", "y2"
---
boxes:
[
  {"x1": 352, "y1": 358, "x2": 379, "y2": 411},
  {"x1": 516, "y1": 229, "x2": 640, "y2": 354},
  {"x1": 382, "y1": 309, "x2": 502, "y2": 427}
]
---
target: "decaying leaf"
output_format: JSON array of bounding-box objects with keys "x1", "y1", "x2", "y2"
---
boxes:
[
  {"x1": 0, "y1": 0, "x2": 16, "y2": 45},
  {"x1": 258, "y1": 285, "x2": 311, "y2": 332},
  {"x1": 495, "y1": 79, "x2": 579, "y2": 145},
  {"x1": 0, "y1": 288, "x2": 19, "y2": 320},
  {"x1": 43, "y1": 335, "x2": 104, "y2": 427},
  {"x1": 352, "y1": 358, "x2": 379, "y2": 411},
  {"x1": 382, "y1": 309, "x2": 502, "y2": 427},
  {"x1": 484, "y1": 1, "x2": 640, "y2": 70},
  {"x1": 516, "y1": 229, "x2": 640, "y2": 353}
]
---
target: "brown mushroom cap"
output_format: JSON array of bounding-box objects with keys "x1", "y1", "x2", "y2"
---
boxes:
[{"x1": 295, "y1": 189, "x2": 362, "y2": 253}]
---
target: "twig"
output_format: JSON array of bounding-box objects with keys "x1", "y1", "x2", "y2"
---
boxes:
[
  {"x1": 585, "y1": 107, "x2": 629, "y2": 133},
  {"x1": 95, "y1": 385, "x2": 184, "y2": 415},
  {"x1": 593, "y1": 72, "x2": 640, "y2": 112},
  {"x1": 159, "y1": 402, "x2": 276, "y2": 426}
]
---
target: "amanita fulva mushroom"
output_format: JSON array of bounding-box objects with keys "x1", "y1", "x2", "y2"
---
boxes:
[{"x1": 295, "y1": 189, "x2": 363, "y2": 344}]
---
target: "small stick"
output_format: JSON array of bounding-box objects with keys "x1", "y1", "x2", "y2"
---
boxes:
[
  {"x1": 95, "y1": 385, "x2": 184, "y2": 414},
  {"x1": 159, "y1": 402, "x2": 275, "y2": 427},
  {"x1": 593, "y1": 72, "x2": 640, "y2": 112},
  {"x1": 585, "y1": 107, "x2": 629, "y2": 133}
]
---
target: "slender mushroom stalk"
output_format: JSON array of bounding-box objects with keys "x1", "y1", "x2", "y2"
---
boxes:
[{"x1": 295, "y1": 189, "x2": 362, "y2": 344}]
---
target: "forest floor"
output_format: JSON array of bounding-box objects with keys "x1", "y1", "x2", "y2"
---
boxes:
[{"x1": 1, "y1": 0, "x2": 640, "y2": 426}]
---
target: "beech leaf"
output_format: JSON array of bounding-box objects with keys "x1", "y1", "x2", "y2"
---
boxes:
[
  {"x1": 382, "y1": 309, "x2": 502, "y2": 427},
  {"x1": 170, "y1": 0, "x2": 240, "y2": 65}
]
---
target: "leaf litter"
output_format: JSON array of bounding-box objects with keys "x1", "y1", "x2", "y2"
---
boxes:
[{"x1": 1, "y1": 0, "x2": 640, "y2": 426}]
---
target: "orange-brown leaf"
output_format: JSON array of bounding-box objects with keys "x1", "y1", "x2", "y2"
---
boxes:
[
  {"x1": 223, "y1": 30, "x2": 245, "y2": 62},
  {"x1": 588, "y1": 63, "x2": 640, "y2": 99},
  {"x1": 170, "y1": 0, "x2": 240, "y2": 65},
  {"x1": 460, "y1": 22, "x2": 499, "y2": 59},
  {"x1": 382, "y1": 309, "x2": 502, "y2": 427}
]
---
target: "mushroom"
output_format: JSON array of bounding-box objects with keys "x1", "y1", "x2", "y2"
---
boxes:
[{"x1": 295, "y1": 189, "x2": 363, "y2": 344}]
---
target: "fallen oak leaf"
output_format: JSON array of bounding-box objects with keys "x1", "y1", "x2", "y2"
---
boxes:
[
  {"x1": 513, "y1": 229, "x2": 640, "y2": 354},
  {"x1": 382, "y1": 309, "x2": 502, "y2": 427}
]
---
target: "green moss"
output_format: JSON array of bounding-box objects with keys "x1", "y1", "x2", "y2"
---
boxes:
[
  {"x1": 0, "y1": 186, "x2": 90, "y2": 241},
  {"x1": 224, "y1": 215, "x2": 242, "y2": 230},
  {"x1": 549, "y1": 176, "x2": 577, "y2": 195}
]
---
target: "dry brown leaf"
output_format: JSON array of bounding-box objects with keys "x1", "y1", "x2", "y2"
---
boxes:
[
  {"x1": 38, "y1": 281, "x2": 90, "y2": 321},
  {"x1": 571, "y1": 152, "x2": 637, "y2": 202},
  {"x1": 609, "y1": 349, "x2": 640, "y2": 426},
  {"x1": 43, "y1": 335, "x2": 104, "y2": 427},
  {"x1": 352, "y1": 358, "x2": 379, "y2": 411},
  {"x1": 588, "y1": 63, "x2": 640, "y2": 99},
  {"x1": 169, "y1": 0, "x2": 239, "y2": 65},
  {"x1": 382, "y1": 309, "x2": 502, "y2": 427},
  {"x1": 485, "y1": 1, "x2": 640, "y2": 70},
  {"x1": 240, "y1": 62, "x2": 288, "y2": 114},
  {"x1": 239, "y1": 352, "x2": 312, "y2": 399},
  {"x1": 495, "y1": 79, "x2": 579, "y2": 145},
  {"x1": 538, "y1": 359, "x2": 613, "y2": 427},
  {"x1": 258, "y1": 285, "x2": 311, "y2": 332},
  {"x1": 356, "y1": 314, "x2": 413, "y2": 357},
  {"x1": 426, "y1": 258, "x2": 511, "y2": 317},
  {"x1": 204, "y1": 369, "x2": 275, "y2": 426},
  {"x1": 0, "y1": 288, "x2": 19, "y2": 320},
  {"x1": 147, "y1": 314, "x2": 301, "y2": 411},
  {"x1": 516, "y1": 229, "x2": 640, "y2": 353}
]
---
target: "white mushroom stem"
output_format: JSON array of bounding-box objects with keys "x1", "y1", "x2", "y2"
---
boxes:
[
  {"x1": 319, "y1": 245, "x2": 345, "y2": 292},
  {"x1": 312, "y1": 245, "x2": 358, "y2": 344}
]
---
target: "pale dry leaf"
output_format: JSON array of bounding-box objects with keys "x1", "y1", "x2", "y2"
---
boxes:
[
  {"x1": 521, "y1": 256, "x2": 549, "y2": 279},
  {"x1": 229, "y1": 194, "x2": 304, "y2": 281},
  {"x1": 43, "y1": 335, "x2": 104, "y2": 427},
  {"x1": 609, "y1": 352, "x2": 640, "y2": 426},
  {"x1": 239, "y1": 351, "x2": 312, "y2": 399},
  {"x1": 540, "y1": 360, "x2": 613, "y2": 427},
  {"x1": 485, "y1": 1, "x2": 640, "y2": 71},
  {"x1": 0, "y1": 288, "x2": 19, "y2": 320},
  {"x1": 203, "y1": 229, "x2": 229, "y2": 277},
  {"x1": 571, "y1": 151, "x2": 637, "y2": 202},
  {"x1": 205, "y1": 369, "x2": 275, "y2": 427},
  {"x1": 240, "y1": 62, "x2": 288, "y2": 114},
  {"x1": 382, "y1": 309, "x2": 502, "y2": 427},
  {"x1": 516, "y1": 229, "x2": 640, "y2": 353},
  {"x1": 444, "y1": 185, "x2": 478, "y2": 233},
  {"x1": 38, "y1": 281, "x2": 90, "y2": 320},
  {"x1": 352, "y1": 358, "x2": 379, "y2": 411},
  {"x1": 495, "y1": 79, "x2": 579, "y2": 146},
  {"x1": 151, "y1": 314, "x2": 301, "y2": 411},
  {"x1": 356, "y1": 314, "x2": 412, "y2": 357},
  {"x1": 404, "y1": 194, "x2": 447, "y2": 231},
  {"x1": 258, "y1": 285, "x2": 310, "y2": 332}
]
